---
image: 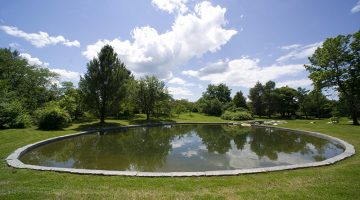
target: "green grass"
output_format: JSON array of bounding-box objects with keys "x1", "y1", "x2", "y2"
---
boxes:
[{"x1": 0, "y1": 114, "x2": 359, "y2": 199}]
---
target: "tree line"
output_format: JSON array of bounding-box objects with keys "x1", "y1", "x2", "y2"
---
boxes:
[{"x1": 0, "y1": 30, "x2": 359, "y2": 129}]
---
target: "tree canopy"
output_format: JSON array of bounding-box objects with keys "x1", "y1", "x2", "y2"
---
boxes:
[
  {"x1": 79, "y1": 45, "x2": 131, "y2": 124},
  {"x1": 135, "y1": 75, "x2": 170, "y2": 120},
  {"x1": 305, "y1": 30, "x2": 360, "y2": 125}
]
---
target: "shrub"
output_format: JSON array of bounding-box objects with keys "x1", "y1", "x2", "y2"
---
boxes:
[
  {"x1": 221, "y1": 111, "x2": 254, "y2": 121},
  {"x1": 0, "y1": 101, "x2": 32, "y2": 128},
  {"x1": 35, "y1": 104, "x2": 71, "y2": 130}
]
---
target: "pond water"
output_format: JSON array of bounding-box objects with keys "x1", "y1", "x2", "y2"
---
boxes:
[{"x1": 20, "y1": 124, "x2": 344, "y2": 172}]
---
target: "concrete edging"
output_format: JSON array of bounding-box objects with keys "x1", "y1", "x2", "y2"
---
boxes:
[{"x1": 5, "y1": 122, "x2": 355, "y2": 177}]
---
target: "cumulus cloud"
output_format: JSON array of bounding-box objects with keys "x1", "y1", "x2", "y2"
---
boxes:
[
  {"x1": 20, "y1": 53, "x2": 49, "y2": 66},
  {"x1": 277, "y1": 78, "x2": 312, "y2": 88},
  {"x1": 82, "y1": 1, "x2": 237, "y2": 79},
  {"x1": 182, "y1": 57, "x2": 305, "y2": 88},
  {"x1": 49, "y1": 68, "x2": 82, "y2": 82},
  {"x1": 152, "y1": 0, "x2": 188, "y2": 14},
  {"x1": 276, "y1": 42, "x2": 322, "y2": 63},
  {"x1": 19, "y1": 52, "x2": 81, "y2": 82},
  {"x1": 0, "y1": 25, "x2": 80, "y2": 48},
  {"x1": 168, "y1": 86, "x2": 193, "y2": 97},
  {"x1": 168, "y1": 77, "x2": 186, "y2": 84},
  {"x1": 351, "y1": 1, "x2": 360, "y2": 13}
]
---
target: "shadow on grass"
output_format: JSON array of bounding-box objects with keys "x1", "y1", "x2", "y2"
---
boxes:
[
  {"x1": 71, "y1": 122, "x2": 124, "y2": 131},
  {"x1": 71, "y1": 115, "x2": 176, "y2": 131},
  {"x1": 128, "y1": 118, "x2": 176, "y2": 125}
]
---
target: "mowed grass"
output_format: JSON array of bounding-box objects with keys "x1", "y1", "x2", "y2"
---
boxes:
[{"x1": 0, "y1": 114, "x2": 359, "y2": 199}]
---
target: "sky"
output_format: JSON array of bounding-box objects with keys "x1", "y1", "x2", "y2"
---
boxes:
[{"x1": 1, "y1": 0, "x2": 359, "y2": 101}]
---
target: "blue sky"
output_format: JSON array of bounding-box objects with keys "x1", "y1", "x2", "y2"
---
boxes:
[{"x1": 1, "y1": 0, "x2": 359, "y2": 101}]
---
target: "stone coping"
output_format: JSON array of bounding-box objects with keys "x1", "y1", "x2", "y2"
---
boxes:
[{"x1": 6, "y1": 122, "x2": 355, "y2": 177}]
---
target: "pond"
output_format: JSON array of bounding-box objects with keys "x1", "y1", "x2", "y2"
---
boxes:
[{"x1": 20, "y1": 124, "x2": 345, "y2": 172}]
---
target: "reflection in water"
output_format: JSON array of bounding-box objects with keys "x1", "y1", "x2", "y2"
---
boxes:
[{"x1": 20, "y1": 125, "x2": 344, "y2": 172}]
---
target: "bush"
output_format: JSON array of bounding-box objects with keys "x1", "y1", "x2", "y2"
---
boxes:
[
  {"x1": 198, "y1": 98, "x2": 222, "y2": 116},
  {"x1": 0, "y1": 101, "x2": 32, "y2": 128},
  {"x1": 221, "y1": 111, "x2": 254, "y2": 121},
  {"x1": 35, "y1": 104, "x2": 71, "y2": 130}
]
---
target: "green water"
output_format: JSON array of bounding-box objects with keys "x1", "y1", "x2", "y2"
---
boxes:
[{"x1": 20, "y1": 125, "x2": 344, "y2": 172}]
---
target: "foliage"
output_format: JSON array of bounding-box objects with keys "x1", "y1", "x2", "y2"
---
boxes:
[
  {"x1": 274, "y1": 86, "x2": 299, "y2": 117},
  {"x1": 221, "y1": 111, "x2": 253, "y2": 121},
  {"x1": 197, "y1": 83, "x2": 231, "y2": 116},
  {"x1": 262, "y1": 81, "x2": 277, "y2": 117},
  {"x1": 35, "y1": 103, "x2": 71, "y2": 130},
  {"x1": 135, "y1": 76, "x2": 171, "y2": 120},
  {"x1": 0, "y1": 100, "x2": 32, "y2": 128},
  {"x1": 79, "y1": 45, "x2": 131, "y2": 123},
  {"x1": 248, "y1": 82, "x2": 264, "y2": 117},
  {"x1": 305, "y1": 29, "x2": 360, "y2": 125},
  {"x1": 305, "y1": 89, "x2": 333, "y2": 118},
  {"x1": 197, "y1": 97, "x2": 223, "y2": 116},
  {"x1": 203, "y1": 83, "x2": 231, "y2": 103},
  {"x1": 58, "y1": 82, "x2": 83, "y2": 120},
  {"x1": 232, "y1": 91, "x2": 247, "y2": 109},
  {"x1": 0, "y1": 48, "x2": 58, "y2": 112}
]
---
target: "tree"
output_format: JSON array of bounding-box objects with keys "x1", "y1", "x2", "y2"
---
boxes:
[
  {"x1": 136, "y1": 76, "x2": 170, "y2": 120},
  {"x1": 197, "y1": 83, "x2": 231, "y2": 116},
  {"x1": 305, "y1": 89, "x2": 332, "y2": 118},
  {"x1": 263, "y1": 81, "x2": 276, "y2": 118},
  {"x1": 274, "y1": 86, "x2": 299, "y2": 117},
  {"x1": 58, "y1": 82, "x2": 83, "y2": 120},
  {"x1": 296, "y1": 87, "x2": 309, "y2": 118},
  {"x1": 248, "y1": 82, "x2": 264, "y2": 117},
  {"x1": 232, "y1": 91, "x2": 247, "y2": 109},
  {"x1": 0, "y1": 48, "x2": 57, "y2": 112},
  {"x1": 305, "y1": 30, "x2": 360, "y2": 125},
  {"x1": 79, "y1": 45, "x2": 131, "y2": 124},
  {"x1": 203, "y1": 83, "x2": 231, "y2": 103}
]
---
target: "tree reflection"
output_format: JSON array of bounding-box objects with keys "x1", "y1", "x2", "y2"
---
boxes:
[
  {"x1": 20, "y1": 125, "x2": 341, "y2": 171},
  {"x1": 195, "y1": 125, "x2": 250, "y2": 153},
  {"x1": 249, "y1": 127, "x2": 331, "y2": 161}
]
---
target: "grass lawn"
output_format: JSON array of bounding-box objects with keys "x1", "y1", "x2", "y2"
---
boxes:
[{"x1": 0, "y1": 113, "x2": 359, "y2": 199}]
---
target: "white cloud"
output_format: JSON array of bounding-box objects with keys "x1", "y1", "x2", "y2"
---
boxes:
[
  {"x1": 280, "y1": 44, "x2": 301, "y2": 50},
  {"x1": 20, "y1": 53, "x2": 49, "y2": 67},
  {"x1": 351, "y1": 1, "x2": 360, "y2": 13},
  {"x1": 168, "y1": 77, "x2": 186, "y2": 84},
  {"x1": 168, "y1": 86, "x2": 193, "y2": 97},
  {"x1": 276, "y1": 42, "x2": 322, "y2": 63},
  {"x1": 82, "y1": 1, "x2": 237, "y2": 79},
  {"x1": 19, "y1": 53, "x2": 81, "y2": 82},
  {"x1": 0, "y1": 25, "x2": 80, "y2": 48},
  {"x1": 49, "y1": 68, "x2": 82, "y2": 82},
  {"x1": 182, "y1": 57, "x2": 305, "y2": 88},
  {"x1": 152, "y1": 0, "x2": 188, "y2": 14},
  {"x1": 277, "y1": 78, "x2": 312, "y2": 88}
]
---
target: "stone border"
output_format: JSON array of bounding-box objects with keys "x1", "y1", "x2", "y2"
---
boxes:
[{"x1": 6, "y1": 123, "x2": 355, "y2": 177}]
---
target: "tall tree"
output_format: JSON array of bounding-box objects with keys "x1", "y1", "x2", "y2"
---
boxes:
[
  {"x1": 232, "y1": 91, "x2": 247, "y2": 109},
  {"x1": 248, "y1": 82, "x2": 264, "y2": 117},
  {"x1": 0, "y1": 48, "x2": 57, "y2": 112},
  {"x1": 263, "y1": 81, "x2": 276, "y2": 118},
  {"x1": 79, "y1": 45, "x2": 131, "y2": 124},
  {"x1": 296, "y1": 87, "x2": 309, "y2": 118},
  {"x1": 305, "y1": 30, "x2": 360, "y2": 125},
  {"x1": 203, "y1": 83, "x2": 231, "y2": 103},
  {"x1": 274, "y1": 86, "x2": 299, "y2": 117},
  {"x1": 136, "y1": 76, "x2": 170, "y2": 120}
]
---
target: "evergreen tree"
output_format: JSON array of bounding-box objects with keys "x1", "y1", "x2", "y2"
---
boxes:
[{"x1": 79, "y1": 45, "x2": 131, "y2": 124}]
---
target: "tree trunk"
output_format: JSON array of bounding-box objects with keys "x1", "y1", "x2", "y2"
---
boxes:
[
  {"x1": 100, "y1": 113, "x2": 105, "y2": 124},
  {"x1": 351, "y1": 111, "x2": 359, "y2": 125},
  {"x1": 347, "y1": 97, "x2": 359, "y2": 125},
  {"x1": 146, "y1": 112, "x2": 150, "y2": 120}
]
